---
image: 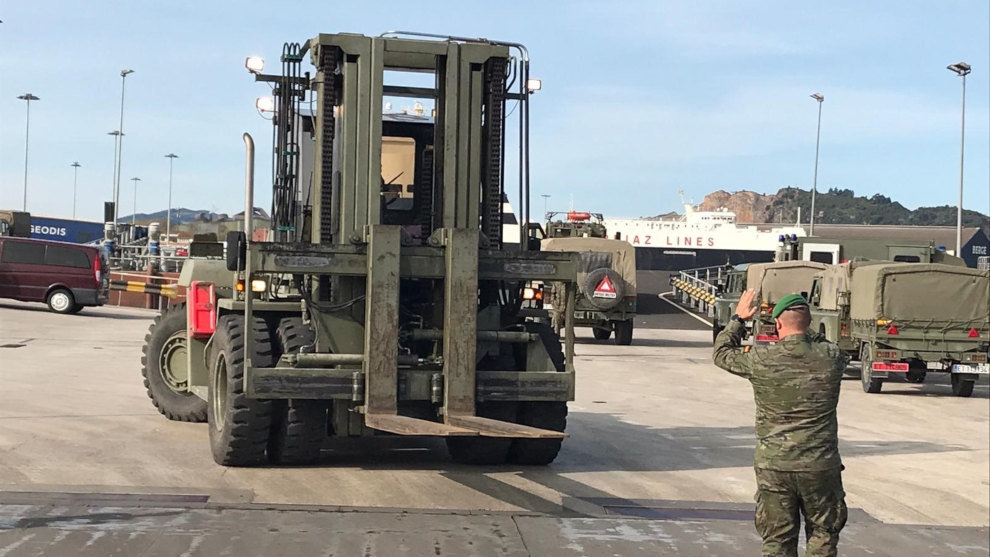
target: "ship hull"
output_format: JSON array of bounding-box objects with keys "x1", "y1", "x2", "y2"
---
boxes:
[{"x1": 634, "y1": 246, "x2": 775, "y2": 272}]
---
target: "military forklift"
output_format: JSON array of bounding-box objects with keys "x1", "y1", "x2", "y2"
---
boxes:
[{"x1": 141, "y1": 32, "x2": 580, "y2": 466}]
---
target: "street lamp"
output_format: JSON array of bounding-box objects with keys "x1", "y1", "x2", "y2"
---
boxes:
[
  {"x1": 107, "y1": 131, "x2": 124, "y2": 222},
  {"x1": 947, "y1": 62, "x2": 970, "y2": 256},
  {"x1": 165, "y1": 153, "x2": 178, "y2": 242},
  {"x1": 809, "y1": 93, "x2": 824, "y2": 236},
  {"x1": 130, "y1": 177, "x2": 142, "y2": 227},
  {"x1": 114, "y1": 69, "x2": 134, "y2": 225},
  {"x1": 17, "y1": 93, "x2": 40, "y2": 211},
  {"x1": 71, "y1": 162, "x2": 81, "y2": 219}
]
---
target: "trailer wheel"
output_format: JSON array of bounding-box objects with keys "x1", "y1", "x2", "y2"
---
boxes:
[
  {"x1": 446, "y1": 402, "x2": 517, "y2": 465},
  {"x1": 141, "y1": 303, "x2": 207, "y2": 422},
  {"x1": 951, "y1": 373, "x2": 975, "y2": 398},
  {"x1": 860, "y1": 343, "x2": 883, "y2": 394},
  {"x1": 613, "y1": 319, "x2": 633, "y2": 345},
  {"x1": 508, "y1": 402, "x2": 568, "y2": 465},
  {"x1": 208, "y1": 315, "x2": 274, "y2": 466},
  {"x1": 269, "y1": 317, "x2": 327, "y2": 465},
  {"x1": 592, "y1": 324, "x2": 611, "y2": 340}
]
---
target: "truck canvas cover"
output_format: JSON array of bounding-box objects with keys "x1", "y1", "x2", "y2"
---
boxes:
[
  {"x1": 541, "y1": 237, "x2": 637, "y2": 291},
  {"x1": 745, "y1": 260, "x2": 827, "y2": 304},
  {"x1": 849, "y1": 263, "x2": 990, "y2": 322},
  {"x1": 815, "y1": 260, "x2": 888, "y2": 311}
]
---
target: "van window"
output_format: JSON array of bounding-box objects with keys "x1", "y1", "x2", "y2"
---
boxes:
[
  {"x1": 808, "y1": 251, "x2": 835, "y2": 264},
  {"x1": 1, "y1": 241, "x2": 46, "y2": 264},
  {"x1": 46, "y1": 245, "x2": 91, "y2": 268}
]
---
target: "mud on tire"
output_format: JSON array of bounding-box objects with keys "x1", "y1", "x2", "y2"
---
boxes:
[
  {"x1": 269, "y1": 317, "x2": 327, "y2": 465},
  {"x1": 141, "y1": 303, "x2": 208, "y2": 422},
  {"x1": 208, "y1": 315, "x2": 274, "y2": 466}
]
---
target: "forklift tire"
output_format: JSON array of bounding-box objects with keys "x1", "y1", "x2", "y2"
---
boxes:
[
  {"x1": 141, "y1": 303, "x2": 207, "y2": 422},
  {"x1": 860, "y1": 343, "x2": 883, "y2": 394},
  {"x1": 208, "y1": 315, "x2": 274, "y2": 466},
  {"x1": 592, "y1": 325, "x2": 611, "y2": 340},
  {"x1": 951, "y1": 374, "x2": 975, "y2": 398},
  {"x1": 269, "y1": 318, "x2": 326, "y2": 466},
  {"x1": 613, "y1": 319, "x2": 633, "y2": 345},
  {"x1": 446, "y1": 402, "x2": 517, "y2": 465},
  {"x1": 508, "y1": 402, "x2": 568, "y2": 465}
]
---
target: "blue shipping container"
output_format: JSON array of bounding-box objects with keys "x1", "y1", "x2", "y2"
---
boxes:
[{"x1": 30, "y1": 216, "x2": 105, "y2": 244}]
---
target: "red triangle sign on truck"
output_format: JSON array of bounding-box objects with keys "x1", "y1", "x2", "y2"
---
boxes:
[{"x1": 593, "y1": 276, "x2": 617, "y2": 299}]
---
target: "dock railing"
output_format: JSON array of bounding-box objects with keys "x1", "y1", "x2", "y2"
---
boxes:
[{"x1": 670, "y1": 265, "x2": 728, "y2": 315}]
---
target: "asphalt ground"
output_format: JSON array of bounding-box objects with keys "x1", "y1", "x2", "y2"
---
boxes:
[{"x1": 0, "y1": 297, "x2": 987, "y2": 556}]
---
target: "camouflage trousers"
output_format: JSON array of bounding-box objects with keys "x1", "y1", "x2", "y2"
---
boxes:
[{"x1": 754, "y1": 466, "x2": 847, "y2": 557}]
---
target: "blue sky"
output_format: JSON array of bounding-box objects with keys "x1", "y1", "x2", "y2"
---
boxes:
[{"x1": 1, "y1": 1, "x2": 988, "y2": 222}]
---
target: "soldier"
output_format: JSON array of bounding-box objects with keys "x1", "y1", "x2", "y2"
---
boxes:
[{"x1": 713, "y1": 289, "x2": 848, "y2": 557}]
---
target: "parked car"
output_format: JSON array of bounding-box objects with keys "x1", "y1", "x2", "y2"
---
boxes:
[{"x1": 0, "y1": 236, "x2": 108, "y2": 313}]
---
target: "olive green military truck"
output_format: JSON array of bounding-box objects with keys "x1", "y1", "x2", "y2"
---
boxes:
[
  {"x1": 809, "y1": 263, "x2": 989, "y2": 396},
  {"x1": 537, "y1": 212, "x2": 636, "y2": 345},
  {"x1": 141, "y1": 32, "x2": 582, "y2": 467},
  {"x1": 711, "y1": 260, "x2": 827, "y2": 343}
]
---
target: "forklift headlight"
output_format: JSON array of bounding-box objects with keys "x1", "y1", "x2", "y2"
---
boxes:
[
  {"x1": 523, "y1": 287, "x2": 536, "y2": 300},
  {"x1": 256, "y1": 96, "x2": 275, "y2": 113},
  {"x1": 250, "y1": 279, "x2": 267, "y2": 293},
  {"x1": 245, "y1": 56, "x2": 265, "y2": 74},
  {"x1": 526, "y1": 78, "x2": 542, "y2": 92}
]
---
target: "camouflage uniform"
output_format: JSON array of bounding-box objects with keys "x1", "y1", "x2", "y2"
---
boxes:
[{"x1": 714, "y1": 320, "x2": 848, "y2": 557}]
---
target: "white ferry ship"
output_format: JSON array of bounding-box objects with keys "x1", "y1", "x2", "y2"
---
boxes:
[{"x1": 603, "y1": 203, "x2": 806, "y2": 272}]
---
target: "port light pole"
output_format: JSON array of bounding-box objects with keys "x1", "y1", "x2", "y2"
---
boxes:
[
  {"x1": 541, "y1": 194, "x2": 551, "y2": 220},
  {"x1": 947, "y1": 61, "x2": 970, "y2": 256},
  {"x1": 17, "y1": 93, "x2": 40, "y2": 211},
  {"x1": 809, "y1": 93, "x2": 824, "y2": 236},
  {"x1": 71, "y1": 162, "x2": 81, "y2": 219},
  {"x1": 165, "y1": 153, "x2": 178, "y2": 243},
  {"x1": 131, "y1": 177, "x2": 142, "y2": 227},
  {"x1": 114, "y1": 69, "x2": 134, "y2": 225},
  {"x1": 108, "y1": 130, "x2": 123, "y2": 219}
]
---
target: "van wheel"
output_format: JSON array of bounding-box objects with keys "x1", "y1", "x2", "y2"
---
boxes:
[
  {"x1": 68, "y1": 305, "x2": 84, "y2": 315},
  {"x1": 47, "y1": 289, "x2": 76, "y2": 314},
  {"x1": 141, "y1": 303, "x2": 208, "y2": 422}
]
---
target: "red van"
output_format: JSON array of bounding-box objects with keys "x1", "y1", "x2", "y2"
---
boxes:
[{"x1": 0, "y1": 236, "x2": 108, "y2": 313}]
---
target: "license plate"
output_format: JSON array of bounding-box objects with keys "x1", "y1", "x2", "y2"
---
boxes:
[{"x1": 953, "y1": 363, "x2": 990, "y2": 374}]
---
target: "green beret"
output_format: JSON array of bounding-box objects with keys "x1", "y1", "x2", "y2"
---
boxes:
[{"x1": 772, "y1": 293, "x2": 810, "y2": 320}]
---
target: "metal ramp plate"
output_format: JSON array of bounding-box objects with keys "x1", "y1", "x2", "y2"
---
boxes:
[
  {"x1": 365, "y1": 414, "x2": 477, "y2": 437},
  {"x1": 446, "y1": 415, "x2": 567, "y2": 439}
]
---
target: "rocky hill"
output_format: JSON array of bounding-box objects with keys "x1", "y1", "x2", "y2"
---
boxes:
[{"x1": 664, "y1": 188, "x2": 989, "y2": 232}]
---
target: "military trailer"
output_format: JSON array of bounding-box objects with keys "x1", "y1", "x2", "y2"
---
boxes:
[
  {"x1": 810, "y1": 263, "x2": 989, "y2": 396},
  {"x1": 141, "y1": 32, "x2": 582, "y2": 467},
  {"x1": 711, "y1": 260, "x2": 827, "y2": 343},
  {"x1": 541, "y1": 235, "x2": 637, "y2": 345}
]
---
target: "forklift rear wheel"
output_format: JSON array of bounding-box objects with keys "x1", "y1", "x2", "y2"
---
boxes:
[
  {"x1": 208, "y1": 315, "x2": 274, "y2": 466},
  {"x1": 445, "y1": 402, "x2": 517, "y2": 465},
  {"x1": 269, "y1": 318, "x2": 327, "y2": 465},
  {"x1": 141, "y1": 303, "x2": 207, "y2": 422},
  {"x1": 508, "y1": 402, "x2": 568, "y2": 465}
]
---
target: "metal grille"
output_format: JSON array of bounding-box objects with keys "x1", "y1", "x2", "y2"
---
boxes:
[
  {"x1": 481, "y1": 57, "x2": 507, "y2": 248},
  {"x1": 317, "y1": 46, "x2": 340, "y2": 245},
  {"x1": 417, "y1": 147, "x2": 435, "y2": 243}
]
